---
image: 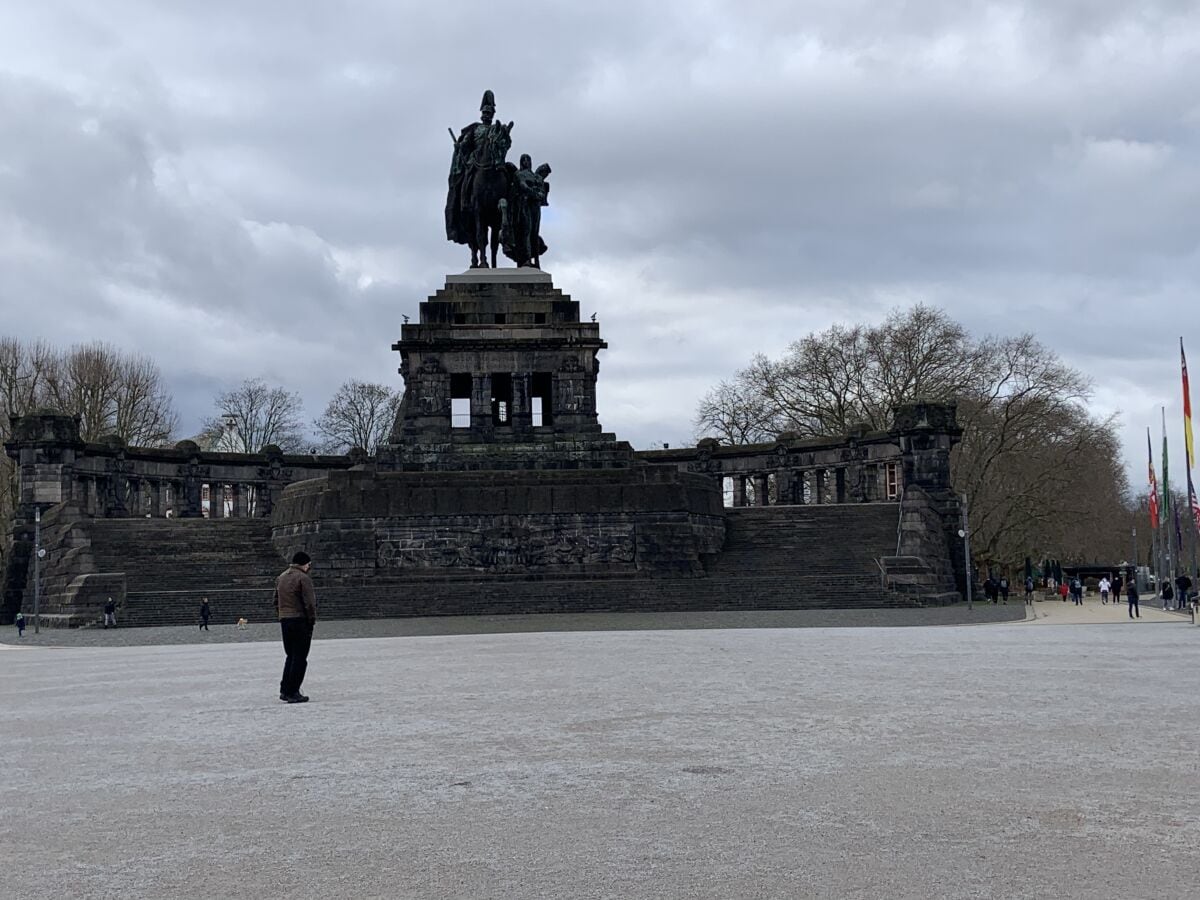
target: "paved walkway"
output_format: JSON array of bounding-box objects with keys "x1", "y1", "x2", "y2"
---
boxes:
[
  {"x1": 3, "y1": 620, "x2": 1198, "y2": 899},
  {"x1": 0, "y1": 603, "x2": 1027, "y2": 648},
  {"x1": 1021, "y1": 594, "x2": 1193, "y2": 625}
]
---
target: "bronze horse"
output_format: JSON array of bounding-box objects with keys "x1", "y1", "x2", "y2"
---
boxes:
[{"x1": 466, "y1": 150, "x2": 511, "y2": 268}]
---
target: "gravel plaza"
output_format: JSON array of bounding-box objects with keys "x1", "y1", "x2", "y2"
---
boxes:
[{"x1": 3, "y1": 605, "x2": 1199, "y2": 899}]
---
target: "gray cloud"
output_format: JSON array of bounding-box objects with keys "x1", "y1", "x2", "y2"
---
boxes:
[{"x1": 2, "y1": 0, "x2": 1199, "y2": 486}]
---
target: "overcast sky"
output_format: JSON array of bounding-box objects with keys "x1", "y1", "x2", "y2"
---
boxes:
[{"x1": 3, "y1": 1, "x2": 1200, "y2": 491}]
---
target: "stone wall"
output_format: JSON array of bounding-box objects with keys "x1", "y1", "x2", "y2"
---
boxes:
[{"x1": 271, "y1": 467, "x2": 725, "y2": 579}]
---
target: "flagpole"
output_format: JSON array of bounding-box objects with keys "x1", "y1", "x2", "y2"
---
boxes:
[
  {"x1": 1163, "y1": 406, "x2": 1173, "y2": 601},
  {"x1": 1181, "y1": 337, "x2": 1199, "y2": 605}
]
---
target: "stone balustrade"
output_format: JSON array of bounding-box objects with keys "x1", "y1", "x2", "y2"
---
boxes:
[
  {"x1": 6, "y1": 412, "x2": 361, "y2": 521},
  {"x1": 638, "y1": 401, "x2": 960, "y2": 508}
]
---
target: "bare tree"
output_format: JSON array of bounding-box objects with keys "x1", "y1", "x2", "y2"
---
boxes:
[
  {"x1": 203, "y1": 378, "x2": 306, "y2": 453},
  {"x1": 0, "y1": 338, "x2": 58, "y2": 574},
  {"x1": 314, "y1": 380, "x2": 401, "y2": 454},
  {"x1": 41, "y1": 342, "x2": 177, "y2": 445},
  {"x1": 694, "y1": 304, "x2": 1131, "y2": 574},
  {"x1": 694, "y1": 366, "x2": 779, "y2": 444},
  {"x1": 1, "y1": 337, "x2": 177, "y2": 576}
]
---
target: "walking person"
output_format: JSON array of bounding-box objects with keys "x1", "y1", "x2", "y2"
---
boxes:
[
  {"x1": 276, "y1": 551, "x2": 317, "y2": 704},
  {"x1": 1174, "y1": 574, "x2": 1192, "y2": 611},
  {"x1": 199, "y1": 597, "x2": 211, "y2": 631},
  {"x1": 15, "y1": 611, "x2": 25, "y2": 637},
  {"x1": 1160, "y1": 581, "x2": 1173, "y2": 612},
  {"x1": 1127, "y1": 580, "x2": 1140, "y2": 618},
  {"x1": 999, "y1": 576, "x2": 1010, "y2": 604},
  {"x1": 103, "y1": 597, "x2": 117, "y2": 628},
  {"x1": 1071, "y1": 576, "x2": 1084, "y2": 606},
  {"x1": 1113, "y1": 574, "x2": 1123, "y2": 605},
  {"x1": 1098, "y1": 576, "x2": 1110, "y2": 605},
  {"x1": 1024, "y1": 576, "x2": 1035, "y2": 606}
]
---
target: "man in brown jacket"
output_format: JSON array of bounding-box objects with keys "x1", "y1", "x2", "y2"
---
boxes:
[{"x1": 276, "y1": 551, "x2": 317, "y2": 703}]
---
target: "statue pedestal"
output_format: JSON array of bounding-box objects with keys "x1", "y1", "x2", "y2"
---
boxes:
[
  {"x1": 446, "y1": 268, "x2": 552, "y2": 285},
  {"x1": 268, "y1": 269, "x2": 727, "y2": 590}
]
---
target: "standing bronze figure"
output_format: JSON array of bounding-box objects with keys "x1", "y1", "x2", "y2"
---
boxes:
[
  {"x1": 446, "y1": 90, "x2": 514, "y2": 268},
  {"x1": 500, "y1": 154, "x2": 551, "y2": 268}
]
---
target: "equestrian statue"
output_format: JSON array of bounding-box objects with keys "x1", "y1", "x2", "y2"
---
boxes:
[{"x1": 445, "y1": 91, "x2": 550, "y2": 269}]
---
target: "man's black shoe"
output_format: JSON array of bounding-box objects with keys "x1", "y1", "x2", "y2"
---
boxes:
[{"x1": 280, "y1": 692, "x2": 309, "y2": 703}]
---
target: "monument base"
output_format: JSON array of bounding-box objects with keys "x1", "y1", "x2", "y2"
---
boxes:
[{"x1": 272, "y1": 466, "x2": 725, "y2": 579}]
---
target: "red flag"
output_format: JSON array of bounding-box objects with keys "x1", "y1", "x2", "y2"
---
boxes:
[
  {"x1": 1148, "y1": 428, "x2": 1160, "y2": 527},
  {"x1": 1190, "y1": 470, "x2": 1200, "y2": 532}
]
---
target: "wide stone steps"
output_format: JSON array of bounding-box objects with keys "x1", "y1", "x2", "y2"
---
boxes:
[
  {"x1": 85, "y1": 519, "x2": 285, "y2": 625},
  {"x1": 119, "y1": 579, "x2": 910, "y2": 626},
  {"x1": 81, "y1": 501, "x2": 915, "y2": 626}
]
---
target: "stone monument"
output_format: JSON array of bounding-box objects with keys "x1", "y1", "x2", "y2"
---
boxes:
[{"x1": 273, "y1": 101, "x2": 725, "y2": 584}]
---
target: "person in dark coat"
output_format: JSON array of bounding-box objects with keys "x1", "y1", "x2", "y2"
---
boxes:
[
  {"x1": 275, "y1": 552, "x2": 317, "y2": 703},
  {"x1": 1127, "y1": 581, "x2": 1140, "y2": 618},
  {"x1": 15, "y1": 612, "x2": 25, "y2": 637},
  {"x1": 103, "y1": 597, "x2": 117, "y2": 628},
  {"x1": 199, "y1": 597, "x2": 211, "y2": 631},
  {"x1": 1174, "y1": 574, "x2": 1192, "y2": 611},
  {"x1": 998, "y1": 577, "x2": 1010, "y2": 604}
]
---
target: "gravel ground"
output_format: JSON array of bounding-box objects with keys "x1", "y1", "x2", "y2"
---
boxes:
[
  {"x1": 1, "y1": 603, "x2": 1027, "y2": 648},
  {"x1": 3, "y1": 616, "x2": 1198, "y2": 899}
]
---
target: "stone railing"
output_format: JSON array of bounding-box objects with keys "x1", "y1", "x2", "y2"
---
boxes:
[
  {"x1": 637, "y1": 401, "x2": 961, "y2": 507},
  {"x1": 6, "y1": 411, "x2": 360, "y2": 520}
]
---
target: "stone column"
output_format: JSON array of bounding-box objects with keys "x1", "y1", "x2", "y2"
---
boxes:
[
  {"x1": 182, "y1": 476, "x2": 203, "y2": 519},
  {"x1": 835, "y1": 468, "x2": 847, "y2": 503},
  {"x1": 472, "y1": 374, "x2": 493, "y2": 433},
  {"x1": 732, "y1": 475, "x2": 748, "y2": 508},
  {"x1": 510, "y1": 372, "x2": 532, "y2": 434},
  {"x1": 129, "y1": 477, "x2": 142, "y2": 516},
  {"x1": 210, "y1": 483, "x2": 224, "y2": 519},
  {"x1": 754, "y1": 474, "x2": 770, "y2": 506},
  {"x1": 813, "y1": 469, "x2": 825, "y2": 504},
  {"x1": 775, "y1": 470, "x2": 793, "y2": 505},
  {"x1": 231, "y1": 483, "x2": 245, "y2": 518}
]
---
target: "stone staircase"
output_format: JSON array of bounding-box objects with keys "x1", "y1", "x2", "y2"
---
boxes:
[
  {"x1": 701, "y1": 503, "x2": 907, "y2": 608},
  {"x1": 59, "y1": 502, "x2": 919, "y2": 626},
  {"x1": 86, "y1": 519, "x2": 284, "y2": 627}
]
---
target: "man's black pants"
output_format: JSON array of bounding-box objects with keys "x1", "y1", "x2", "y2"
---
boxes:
[
  {"x1": 1129, "y1": 597, "x2": 1140, "y2": 618},
  {"x1": 280, "y1": 617, "x2": 314, "y2": 696}
]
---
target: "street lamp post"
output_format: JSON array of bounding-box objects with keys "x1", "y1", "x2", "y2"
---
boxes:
[
  {"x1": 960, "y1": 494, "x2": 973, "y2": 610},
  {"x1": 33, "y1": 505, "x2": 42, "y2": 634}
]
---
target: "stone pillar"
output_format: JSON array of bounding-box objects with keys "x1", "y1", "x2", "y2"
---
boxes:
[
  {"x1": 835, "y1": 468, "x2": 847, "y2": 503},
  {"x1": 232, "y1": 483, "x2": 245, "y2": 518},
  {"x1": 149, "y1": 480, "x2": 162, "y2": 517},
  {"x1": 471, "y1": 374, "x2": 493, "y2": 433},
  {"x1": 210, "y1": 483, "x2": 224, "y2": 519},
  {"x1": 510, "y1": 372, "x2": 532, "y2": 434},
  {"x1": 754, "y1": 474, "x2": 770, "y2": 507},
  {"x1": 776, "y1": 470, "x2": 793, "y2": 505},
  {"x1": 732, "y1": 475, "x2": 748, "y2": 508},
  {"x1": 182, "y1": 476, "x2": 203, "y2": 519},
  {"x1": 257, "y1": 482, "x2": 277, "y2": 518},
  {"x1": 130, "y1": 477, "x2": 143, "y2": 516}
]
